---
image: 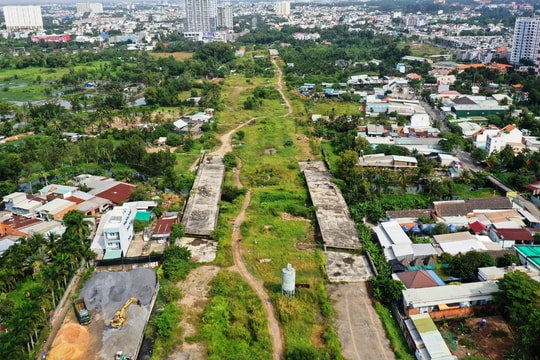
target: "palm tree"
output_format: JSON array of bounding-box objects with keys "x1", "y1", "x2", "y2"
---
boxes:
[
  {"x1": 63, "y1": 210, "x2": 92, "y2": 241},
  {"x1": 23, "y1": 247, "x2": 51, "y2": 279}
]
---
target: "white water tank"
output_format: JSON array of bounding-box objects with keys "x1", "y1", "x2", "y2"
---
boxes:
[{"x1": 281, "y1": 263, "x2": 296, "y2": 296}]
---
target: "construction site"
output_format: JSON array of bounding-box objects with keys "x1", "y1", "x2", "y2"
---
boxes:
[{"x1": 47, "y1": 268, "x2": 158, "y2": 360}]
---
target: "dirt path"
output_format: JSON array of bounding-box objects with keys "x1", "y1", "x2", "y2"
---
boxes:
[
  {"x1": 230, "y1": 191, "x2": 284, "y2": 360},
  {"x1": 272, "y1": 58, "x2": 293, "y2": 118},
  {"x1": 167, "y1": 265, "x2": 220, "y2": 360},
  {"x1": 211, "y1": 119, "x2": 256, "y2": 156}
]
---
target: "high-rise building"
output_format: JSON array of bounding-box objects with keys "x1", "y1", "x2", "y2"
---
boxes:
[
  {"x1": 3, "y1": 6, "x2": 43, "y2": 30},
  {"x1": 510, "y1": 17, "x2": 540, "y2": 66},
  {"x1": 76, "y1": 3, "x2": 104, "y2": 15},
  {"x1": 275, "y1": 1, "x2": 291, "y2": 17},
  {"x1": 217, "y1": 3, "x2": 233, "y2": 30},
  {"x1": 184, "y1": 0, "x2": 218, "y2": 33}
]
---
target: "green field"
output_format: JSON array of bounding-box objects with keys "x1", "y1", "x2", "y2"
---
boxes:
[
  {"x1": 0, "y1": 62, "x2": 108, "y2": 102},
  {"x1": 202, "y1": 70, "x2": 341, "y2": 358}
]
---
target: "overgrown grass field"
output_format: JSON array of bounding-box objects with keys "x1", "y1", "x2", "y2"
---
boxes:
[{"x1": 201, "y1": 68, "x2": 341, "y2": 357}]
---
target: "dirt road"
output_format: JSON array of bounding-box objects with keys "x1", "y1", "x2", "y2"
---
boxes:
[
  {"x1": 327, "y1": 283, "x2": 395, "y2": 360},
  {"x1": 211, "y1": 118, "x2": 255, "y2": 156},
  {"x1": 227, "y1": 152, "x2": 284, "y2": 359},
  {"x1": 271, "y1": 58, "x2": 293, "y2": 118}
]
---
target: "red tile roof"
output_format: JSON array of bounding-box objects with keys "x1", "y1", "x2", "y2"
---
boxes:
[
  {"x1": 2, "y1": 215, "x2": 41, "y2": 230},
  {"x1": 396, "y1": 270, "x2": 440, "y2": 289},
  {"x1": 469, "y1": 221, "x2": 488, "y2": 234},
  {"x1": 495, "y1": 228, "x2": 534, "y2": 241},
  {"x1": 94, "y1": 183, "x2": 135, "y2": 204},
  {"x1": 153, "y1": 215, "x2": 178, "y2": 236}
]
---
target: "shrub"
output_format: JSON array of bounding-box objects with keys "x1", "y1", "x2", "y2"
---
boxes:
[{"x1": 459, "y1": 337, "x2": 476, "y2": 350}]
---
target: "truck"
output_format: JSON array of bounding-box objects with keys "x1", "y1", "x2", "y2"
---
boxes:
[{"x1": 73, "y1": 298, "x2": 91, "y2": 325}]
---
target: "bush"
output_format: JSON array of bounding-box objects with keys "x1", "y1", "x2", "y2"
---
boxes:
[
  {"x1": 162, "y1": 245, "x2": 192, "y2": 282},
  {"x1": 459, "y1": 337, "x2": 476, "y2": 350}
]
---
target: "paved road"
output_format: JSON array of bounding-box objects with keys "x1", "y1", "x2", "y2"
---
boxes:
[{"x1": 328, "y1": 283, "x2": 395, "y2": 360}]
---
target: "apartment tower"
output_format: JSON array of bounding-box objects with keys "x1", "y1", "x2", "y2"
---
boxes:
[
  {"x1": 217, "y1": 3, "x2": 233, "y2": 30},
  {"x1": 3, "y1": 6, "x2": 43, "y2": 30},
  {"x1": 275, "y1": 1, "x2": 291, "y2": 17},
  {"x1": 510, "y1": 17, "x2": 540, "y2": 66},
  {"x1": 184, "y1": 0, "x2": 218, "y2": 33}
]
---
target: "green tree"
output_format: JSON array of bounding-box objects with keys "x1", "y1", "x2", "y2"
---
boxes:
[
  {"x1": 494, "y1": 271, "x2": 540, "y2": 356},
  {"x1": 170, "y1": 223, "x2": 185, "y2": 243},
  {"x1": 63, "y1": 210, "x2": 92, "y2": 240},
  {"x1": 162, "y1": 245, "x2": 192, "y2": 281}
]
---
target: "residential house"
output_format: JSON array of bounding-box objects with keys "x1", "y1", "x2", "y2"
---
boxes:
[
  {"x1": 39, "y1": 184, "x2": 78, "y2": 199},
  {"x1": 3, "y1": 192, "x2": 45, "y2": 216},
  {"x1": 472, "y1": 125, "x2": 500, "y2": 149},
  {"x1": 433, "y1": 232, "x2": 490, "y2": 254},
  {"x1": 65, "y1": 191, "x2": 111, "y2": 217},
  {"x1": 514, "y1": 245, "x2": 540, "y2": 272},
  {"x1": 35, "y1": 198, "x2": 77, "y2": 221},
  {"x1": 478, "y1": 265, "x2": 539, "y2": 281},
  {"x1": 433, "y1": 198, "x2": 512, "y2": 225},
  {"x1": 437, "y1": 153, "x2": 460, "y2": 167},
  {"x1": 485, "y1": 124, "x2": 524, "y2": 154},
  {"x1": 76, "y1": 175, "x2": 135, "y2": 205},
  {"x1": 488, "y1": 227, "x2": 534, "y2": 248},
  {"x1": 374, "y1": 221, "x2": 438, "y2": 266},
  {"x1": 91, "y1": 204, "x2": 136, "y2": 260},
  {"x1": 393, "y1": 270, "x2": 444, "y2": 289},
  {"x1": 358, "y1": 154, "x2": 417, "y2": 169},
  {"x1": 0, "y1": 237, "x2": 16, "y2": 255},
  {"x1": 0, "y1": 214, "x2": 63, "y2": 239},
  {"x1": 405, "y1": 313, "x2": 456, "y2": 360},
  {"x1": 402, "y1": 281, "x2": 499, "y2": 319},
  {"x1": 151, "y1": 212, "x2": 179, "y2": 243}
]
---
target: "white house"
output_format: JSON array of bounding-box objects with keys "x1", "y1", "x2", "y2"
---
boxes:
[
  {"x1": 410, "y1": 113, "x2": 431, "y2": 128},
  {"x1": 486, "y1": 124, "x2": 523, "y2": 154},
  {"x1": 91, "y1": 204, "x2": 136, "y2": 259},
  {"x1": 473, "y1": 125, "x2": 500, "y2": 149}
]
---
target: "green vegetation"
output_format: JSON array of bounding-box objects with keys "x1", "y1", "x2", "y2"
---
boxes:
[
  {"x1": 145, "y1": 279, "x2": 183, "y2": 359},
  {"x1": 200, "y1": 271, "x2": 272, "y2": 360},
  {"x1": 0, "y1": 210, "x2": 94, "y2": 358},
  {"x1": 494, "y1": 271, "x2": 540, "y2": 357},
  {"x1": 162, "y1": 245, "x2": 193, "y2": 282},
  {"x1": 375, "y1": 303, "x2": 414, "y2": 360}
]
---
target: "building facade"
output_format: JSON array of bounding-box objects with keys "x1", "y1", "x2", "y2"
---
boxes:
[
  {"x1": 510, "y1": 17, "x2": 540, "y2": 66},
  {"x1": 184, "y1": 0, "x2": 218, "y2": 33},
  {"x1": 217, "y1": 3, "x2": 233, "y2": 29},
  {"x1": 76, "y1": 3, "x2": 104, "y2": 15},
  {"x1": 3, "y1": 6, "x2": 43, "y2": 30},
  {"x1": 275, "y1": 1, "x2": 291, "y2": 17}
]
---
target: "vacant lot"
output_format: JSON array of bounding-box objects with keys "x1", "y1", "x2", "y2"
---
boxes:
[
  {"x1": 438, "y1": 316, "x2": 517, "y2": 360},
  {"x1": 151, "y1": 52, "x2": 193, "y2": 60}
]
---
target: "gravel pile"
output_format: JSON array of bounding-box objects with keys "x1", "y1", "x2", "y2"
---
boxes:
[{"x1": 80, "y1": 268, "x2": 157, "y2": 318}]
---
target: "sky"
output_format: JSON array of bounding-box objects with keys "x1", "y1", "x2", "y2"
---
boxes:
[{"x1": 0, "y1": 1, "x2": 160, "y2": 5}]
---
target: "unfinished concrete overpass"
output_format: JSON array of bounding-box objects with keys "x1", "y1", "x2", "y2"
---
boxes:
[
  {"x1": 182, "y1": 155, "x2": 225, "y2": 236},
  {"x1": 299, "y1": 161, "x2": 360, "y2": 250}
]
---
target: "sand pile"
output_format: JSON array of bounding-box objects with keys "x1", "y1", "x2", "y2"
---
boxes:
[{"x1": 48, "y1": 323, "x2": 90, "y2": 360}]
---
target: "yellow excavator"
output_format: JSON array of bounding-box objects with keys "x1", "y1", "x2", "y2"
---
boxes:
[{"x1": 110, "y1": 297, "x2": 140, "y2": 328}]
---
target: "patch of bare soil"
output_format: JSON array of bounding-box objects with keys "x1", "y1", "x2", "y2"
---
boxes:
[
  {"x1": 261, "y1": 148, "x2": 278, "y2": 155},
  {"x1": 47, "y1": 322, "x2": 90, "y2": 360},
  {"x1": 439, "y1": 316, "x2": 517, "y2": 360},
  {"x1": 166, "y1": 265, "x2": 220, "y2": 360},
  {"x1": 280, "y1": 212, "x2": 311, "y2": 222}
]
